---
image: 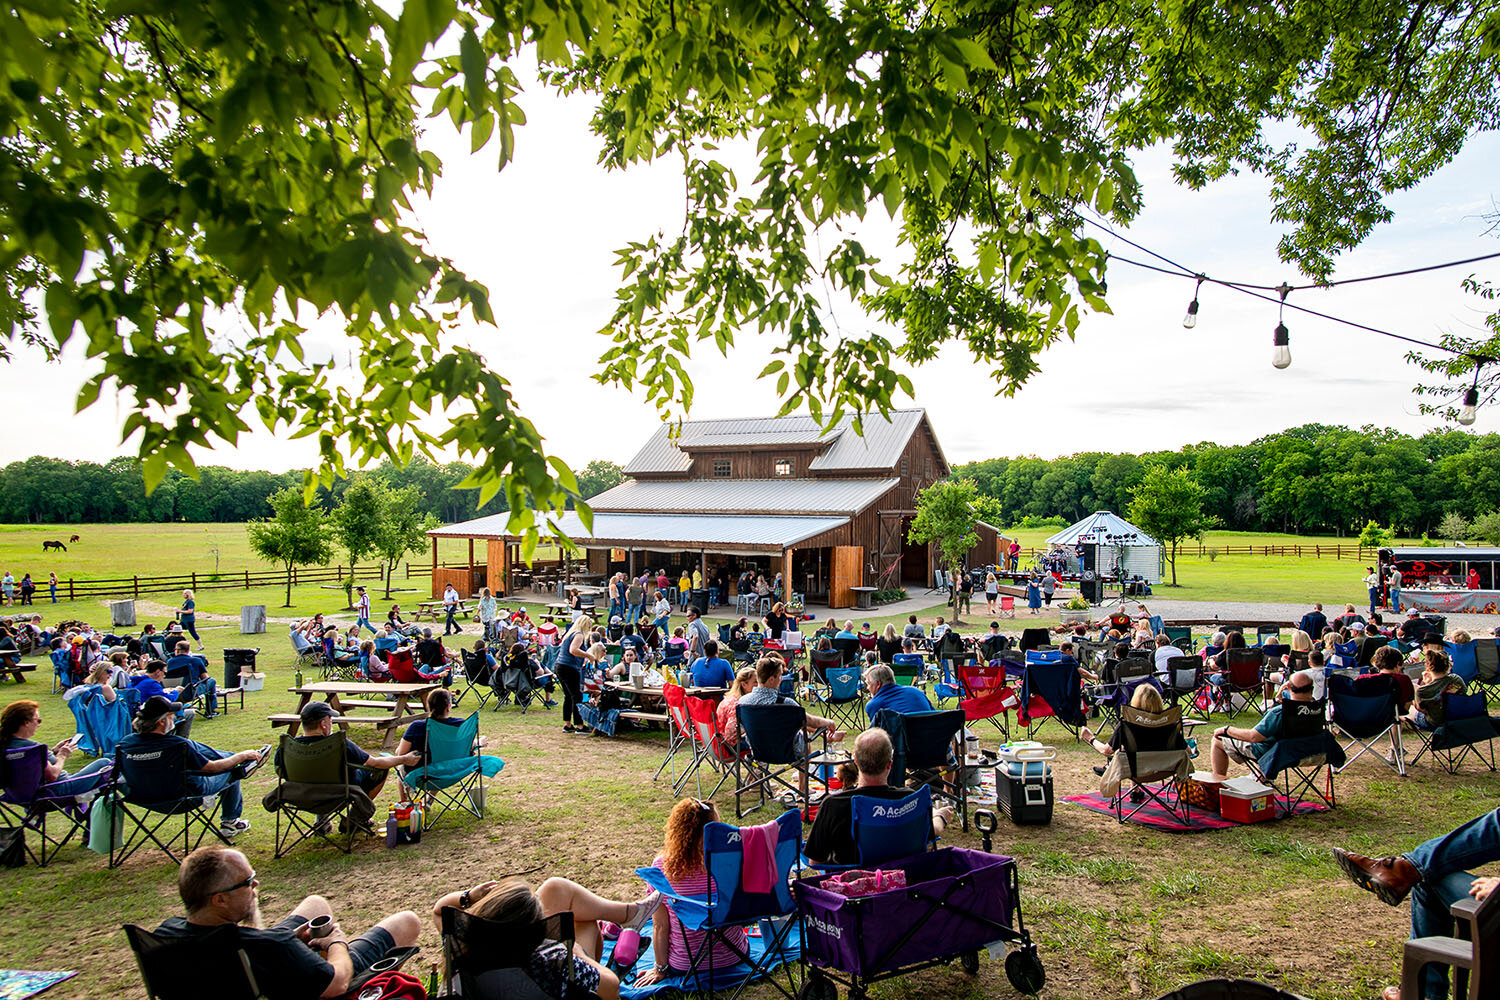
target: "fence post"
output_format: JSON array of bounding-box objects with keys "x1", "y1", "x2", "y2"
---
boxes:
[
  {"x1": 192, "y1": 571, "x2": 197, "y2": 591},
  {"x1": 69, "y1": 578, "x2": 74, "y2": 601},
  {"x1": 244, "y1": 570, "x2": 250, "y2": 589},
  {"x1": 133, "y1": 575, "x2": 139, "y2": 598}
]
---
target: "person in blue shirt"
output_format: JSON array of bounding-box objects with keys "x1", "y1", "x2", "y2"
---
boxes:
[
  {"x1": 863, "y1": 663, "x2": 933, "y2": 720},
  {"x1": 619, "y1": 623, "x2": 647, "y2": 662},
  {"x1": 1208, "y1": 669, "x2": 1316, "y2": 779},
  {"x1": 834, "y1": 620, "x2": 859, "y2": 641},
  {"x1": 130, "y1": 660, "x2": 196, "y2": 736},
  {"x1": 166, "y1": 640, "x2": 218, "y2": 717},
  {"x1": 690, "y1": 640, "x2": 736, "y2": 688},
  {"x1": 1297, "y1": 603, "x2": 1329, "y2": 641}
]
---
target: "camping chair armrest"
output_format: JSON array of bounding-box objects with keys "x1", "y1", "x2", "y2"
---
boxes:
[
  {"x1": 635, "y1": 866, "x2": 712, "y2": 929},
  {"x1": 1450, "y1": 894, "x2": 1480, "y2": 939}
]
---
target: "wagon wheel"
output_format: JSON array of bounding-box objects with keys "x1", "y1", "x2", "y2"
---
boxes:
[
  {"x1": 960, "y1": 949, "x2": 980, "y2": 975},
  {"x1": 797, "y1": 970, "x2": 838, "y2": 1000},
  {"x1": 1005, "y1": 947, "x2": 1046, "y2": 995}
]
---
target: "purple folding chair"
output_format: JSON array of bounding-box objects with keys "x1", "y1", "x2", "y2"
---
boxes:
[{"x1": 0, "y1": 743, "x2": 101, "y2": 866}]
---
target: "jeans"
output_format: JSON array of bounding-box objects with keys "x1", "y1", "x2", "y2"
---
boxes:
[
  {"x1": 48, "y1": 757, "x2": 112, "y2": 800},
  {"x1": 181, "y1": 619, "x2": 201, "y2": 643},
  {"x1": 624, "y1": 602, "x2": 641, "y2": 625},
  {"x1": 1369, "y1": 587, "x2": 1380, "y2": 615},
  {"x1": 186, "y1": 746, "x2": 244, "y2": 822},
  {"x1": 709, "y1": 587, "x2": 722, "y2": 607},
  {"x1": 1391, "y1": 587, "x2": 1402, "y2": 612},
  {"x1": 198, "y1": 676, "x2": 218, "y2": 715},
  {"x1": 173, "y1": 708, "x2": 197, "y2": 739},
  {"x1": 444, "y1": 605, "x2": 459, "y2": 634},
  {"x1": 49, "y1": 584, "x2": 57, "y2": 603},
  {"x1": 1403, "y1": 807, "x2": 1499, "y2": 999},
  {"x1": 356, "y1": 616, "x2": 376, "y2": 636}
]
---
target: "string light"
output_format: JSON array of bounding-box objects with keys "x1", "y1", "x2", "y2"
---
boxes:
[
  {"x1": 1272, "y1": 283, "x2": 1292, "y2": 370},
  {"x1": 1457, "y1": 359, "x2": 1490, "y2": 425},
  {"x1": 1182, "y1": 276, "x2": 1203, "y2": 329}
]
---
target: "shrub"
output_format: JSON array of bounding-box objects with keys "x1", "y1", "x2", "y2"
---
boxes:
[
  {"x1": 1008, "y1": 514, "x2": 1067, "y2": 530},
  {"x1": 1357, "y1": 520, "x2": 1394, "y2": 548},
  {"x1": 872, "y1": 587, "x2": 907, "y2": 604},
  {"x1": 1063, "y1": 596, "x2": 1089, "y2": 611},
  {"x1": 1205, "y1": 546, "x2": 1219, "y2": 562}
]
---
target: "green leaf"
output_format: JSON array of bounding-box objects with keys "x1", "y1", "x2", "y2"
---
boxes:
[{"x1": 460, "y1": 29, "x2": 487, "y2": 113}]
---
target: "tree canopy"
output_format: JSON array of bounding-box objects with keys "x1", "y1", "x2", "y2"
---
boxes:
[
  {"x1": 4, "y1": 0, "x2": 1496, "y2": 545},
  {"x1": 1127, "y1": 466, "x2": 1214, "y2": 586},
  {"x1": 909, "y1": 478, "x2": 981, "y2": 617}
]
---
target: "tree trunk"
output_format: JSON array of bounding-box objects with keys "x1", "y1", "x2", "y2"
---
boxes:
[
  {"x1": 283, "y1": 561, "x2": 293, "y2": 607},
  {"x1": 384, "y1": 558, "x2": 395, "y2": 600},
  {"x1": 1169, "y1": 540, "x2": 1178, "y2": 586}
]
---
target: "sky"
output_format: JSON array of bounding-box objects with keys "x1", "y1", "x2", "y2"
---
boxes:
[{"x1": 9, "y1": 72, "x2": 1500, "y2": 474}]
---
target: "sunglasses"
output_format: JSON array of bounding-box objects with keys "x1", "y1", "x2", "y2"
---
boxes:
[
  {"x1": 214, "y1": 871, "x2": 258, "y2": 894},
  {"x1": 694, "y1": 799, "x2": 715, "y2": 814}
]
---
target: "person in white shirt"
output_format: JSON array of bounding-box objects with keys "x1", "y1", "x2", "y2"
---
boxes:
[
  {"x1": 1152, "y1": 634, "x2": 1180, "y2": 675},
  {"x1": 442, "y1": 583, "x2": 461, "y2": 636},
  {"x1": 354, "y1": 586, "x2": 375, "y2": 635},
  {"x1": 651, "y1": 590, "x2": 672, "y2": 632},
  {"x1": 1363, "y1": 565, "x2": 1381, "y2": 616}
]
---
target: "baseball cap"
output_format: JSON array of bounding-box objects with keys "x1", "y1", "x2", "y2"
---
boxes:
[
  {"x1": 1406, "y1": 609, "x2": 1420, "y2": 617},
  {"x1": 138, "y1": 695, "x2": 183, "y2": 722},
  {"x1": 1350, "y1": 621, "x2": 1366, "y2": 632},
  {"x1": 299, "y1": 701, "x2": 337, "y2": 725}
]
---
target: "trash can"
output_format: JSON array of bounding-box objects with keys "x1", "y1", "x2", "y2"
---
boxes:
[
  {"x1": 224, "y1": 648, "x2": 259, "y2": 690},
  {"x1": 691, "y1": 588, "x2": 710, "y2": 611},
  {"x1": 110, "y1": 599, "x2": 136, "y2": 628}
]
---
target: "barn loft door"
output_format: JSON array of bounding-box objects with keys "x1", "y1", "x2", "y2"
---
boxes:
[
  {"x1": 487, "y1": 539, "x2": 508, "y2": 597},
  {"x1": 830, "y1": 545, "x2": 863, "y2": 609}
]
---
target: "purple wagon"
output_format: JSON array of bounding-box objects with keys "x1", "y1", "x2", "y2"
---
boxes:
[{"x1": 792, "y1": 847, "x2": 1045, "y2": 998}]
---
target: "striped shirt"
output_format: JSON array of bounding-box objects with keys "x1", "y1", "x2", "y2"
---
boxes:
[{"x1": 653, "y1": 854, "x2": 747, "y2": 972}]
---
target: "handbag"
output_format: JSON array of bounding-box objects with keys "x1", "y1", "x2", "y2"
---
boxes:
[{"x1": 821, "y1": 868, "x2": 906, "y2": 898}]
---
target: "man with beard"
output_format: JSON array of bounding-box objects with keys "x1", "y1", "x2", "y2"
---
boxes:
[{"x1": 154, "y1": 846, "x2": 421, "y2": 998}]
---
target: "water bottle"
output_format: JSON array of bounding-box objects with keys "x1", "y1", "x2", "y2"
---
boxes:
[
  {"x1": 384, "y1": 805, "x2": 397, "y2": 848},
  {"x1": 294, "y1": 668, "x2": 303, "y2": 689},
  {"x1": 613, "y1": 927, "x2": 642, "y2": 970},
  {"x1": 425, "y1": 961, "x2": 440, "y2": 997}
]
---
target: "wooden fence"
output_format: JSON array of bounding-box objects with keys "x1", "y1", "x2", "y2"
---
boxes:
[
  {"x1": 1189, "y1": 543, "x2": 1380, "y2": 560},
  {"x1": 46, "y1": 564, "x2": 388, "y2": 602}
]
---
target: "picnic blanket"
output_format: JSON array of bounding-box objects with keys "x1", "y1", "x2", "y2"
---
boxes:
[
  {"x1": 1063, "y1": 792, "x2": 1329, "y2": 833},
  {"x1": 601, "y1": 919, "x2": 801, "y2": 998},
  {"x1": 0, "y1": 970, "x2": 77, "y2": 1000}
]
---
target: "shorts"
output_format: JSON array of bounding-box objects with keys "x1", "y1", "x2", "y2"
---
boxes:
[
  {"x1": 353, "y1": 768, "x2": 385, "y2": 795},
  {"x1": 1221, "y1": 737, "x2": 1263, "y2": 765},
  {"x1": 277, "y1": 914, "x2": 395, "y2": 976}
]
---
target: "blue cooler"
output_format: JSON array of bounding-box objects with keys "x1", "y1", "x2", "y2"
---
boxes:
[{"x1": 996, "y1": 759, "x2": 1053, "y2": 825}]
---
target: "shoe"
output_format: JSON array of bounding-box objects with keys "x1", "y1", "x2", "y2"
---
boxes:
[
  {"x1": 1332, "y1": 848, "x2": 1421, "y2": 906},
  {"x1": 314, "y1": 818, "x2": 334, "y2": 837},
  {"x1": 201, "y1": 711, "x2": 221, "y2": 719},
  {"x1": 219, "y1": 818, "x2": 251, "y2": 839},
  {"x1": 1129, "y1": 789, "x2": 1145, "y2": 803},
  {"x1": 623, "y1": 891, "x2": 661, "y2": 934},
  {"x1": 544, "y1": 699, "x2": 558, "y2": 708},
  {"x1": 240, "y1": 745, "x2": 272, "y2": 781},
  {"x1": 563, "y1": 725, "x2": 577, "y2": 733},
  {"x1": 1092, "y1": 765, "x2": 1106, "y2": 776}
]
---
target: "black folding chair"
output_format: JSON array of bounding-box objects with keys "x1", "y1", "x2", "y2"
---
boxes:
[
  {"x1": 108, "y1": 741, "x2": 230, "y2": 868},
  {"x1": 1111, "y1": 704, "x2": 1192, "y2": 824},
  {"x1": 832, "y1": 635, "x2": 862, "y2": 668},
  {"x1": 460, "y1": 648, "x2": 496, "y2": 711},
  {"x1": 441, "y1": 906, "x2": 588, "y2": 1000},
  {"x1": 1248, "y1": 699, "x2": 1337, "y2": 813},
  {"x1": 124, "y1": 923, "x2": 259, "y2": 1000},
  {"x1": 1213, "y1": 649, "x2": 1265, "y2": 715},
  {"x1": 266, "y1": 733, "x2": 366, "y2": 857},
  {"x1": 1161, "y1": 655, "x2": 1209, "y2": 721},
  {"x1": 1406, "y1": 692, "x2": 1500, "y2": 775},
  {"x1": 735, "y1": 702, "x2": 830, "y2": 819},
  {"x1": 875, "y1": 707, "x2": 969, "y2": 831}
]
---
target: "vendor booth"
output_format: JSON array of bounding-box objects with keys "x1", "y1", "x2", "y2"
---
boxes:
[
  {"x1": 1379, "y1": 547, "x2": 1500, "y2": 615},
  {"x1": 1045, "y1": 511, "x2": 1163, "y2": 586}
]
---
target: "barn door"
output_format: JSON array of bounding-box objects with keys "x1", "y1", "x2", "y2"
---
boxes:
[{"x1": 830, "y1": 545, "x2": 863, "y2": 609}]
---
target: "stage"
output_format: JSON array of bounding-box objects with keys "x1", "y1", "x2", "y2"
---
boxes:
[{"x1": 1398, "y1": 589, "x2": 1500, "y2": 615}]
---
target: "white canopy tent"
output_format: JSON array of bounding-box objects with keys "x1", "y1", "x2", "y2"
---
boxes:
[{"x1": 1045, "y1": 511, "x2": 1163, "y2": 584}]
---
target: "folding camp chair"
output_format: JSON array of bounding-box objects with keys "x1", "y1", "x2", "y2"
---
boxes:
[
  {"x1": 1160, "y1": 655, "x2": 1208, "y2": 721},
  {"x1": 1476, "y1": 639, "x2": 1500, "y2": 711},
  {"x1": 1247, "y1": 699, "x2": 1340, "y2": 814},
  {"x1": 1093, "y1": 656, "x2": 1155, "y2": 740},
  {"x1": 1213, "y1": 649, "x2": 1265, "y2": 715},
  {"x1": 1328, "y1": 641, "x2": 1358, "y2": 671},
  {"x1": 69, "y1": 685, "x2": 140, "y2": 759},
  {"x1": 265, "y1": 733, "x2": 366, "y2": 857},
  {"x1": 735, "y1": 702, "x2": 831, "y2": 819},
  {"x1": 124, "y1": 923, "x2": 261, "y2": 1000},
  {"x1": 819, "y1": 662, "x2": 866, "y2": 731},
  {"x1": 1328, "y1": 674, "x2": 1406, "y2": 777},
  {"x1": 387, "y1": 648, "x2": 423, "y2": 683},
  {"x1": 808, "y1": 785, "x2": 936, "y2": 871},
  {"x1": 1255, "y1": 625, "x2": 1282, "y2": 647},
  {"x1": 1163, "y1": 626, "x2": 1194, "y2": 652},
  {"x1": 875, "y1": 707, "x2": 969, "y2": 831},
  {"x1": 50, "y1": 647, "x2": 74, "y2": 693},
  {"x1": 441, "y1": 905, "x2": 582, "y2": 1000},
  {"x1": 656, "y1": 682, "x2": 709, "y2": 793},
  {"x1": 0, "y1": 743, "x2": 100, "y2": 865},
  {"x1": 890, "y1": 652, "x2": 927, "y2": 690},
  {"x1": 1447, "y1": 641, "x2": 1481, "y2": 685},
  {"x1": 833, "y1": 635, "x2": 862, "y2": 668},
  {"x1": 1018, "y1": 628, "x2": 1050, "y2": 653},
  {"x1": 997, "y1": 594, "x2": 1016, "y2": 619},
  {"x1": 957, "y1": 661, "x2": 1019, "y2": 740},
  {"x1": 1017, "y1": 658, "x2": 1088, "y2": 741},
  {"x1": 686, "y1": 695, "x2": 744, "y2": 799},
  {"x1": 107, "y1": 740, "x2": 231, "y2": 868},
  {"x1": 1109, "y1": 704, "x2": 1192, "y2": 825},
  {"x1": 809, "y1": 648, "x2": 842, "y2": 693},
  {"x1": 459, "y1": 648, "x2": 496, "y2": 711},
  {"x1": 404, "y1": 713, "x2": 505, "y2": 829},
  {"x1": 636, "y1": 808, "x2": 805, "y2": 1000},
  {"x1": 1406, "y1": 692, "x2": 1500, "y2": 775}
]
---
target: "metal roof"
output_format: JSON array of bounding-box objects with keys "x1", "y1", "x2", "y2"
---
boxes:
[
  {"x1": 428, "y1": 511, "x2": 849, "y2": 551},
  {"x1": 622, "y1": 409, "x2": 939, "y2": 475},
  {"x1": 1045, "y1": 510, "x2": 1159, "y2": 548},
  {"x1": 585, "y1": 477, "x2": 899, "y2": 515}
]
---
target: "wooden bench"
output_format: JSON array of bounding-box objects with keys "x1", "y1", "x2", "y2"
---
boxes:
[
  {"x1": 269, "y1": 713, "x2": 383, "y2": 726},
  {"x1": 0, "y1": 662, "x2": 36, "y2": 683},
  {"x1": 618, "y1": 711, "x2": 669, "y2": 724},
  {"x1": 334, "y1": 699, "x2": 412, "y2": 709}
]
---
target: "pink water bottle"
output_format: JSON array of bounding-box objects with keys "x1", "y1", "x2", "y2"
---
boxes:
[{"x1": 613, "y1": 928, "x2": 642, "y2": 970}]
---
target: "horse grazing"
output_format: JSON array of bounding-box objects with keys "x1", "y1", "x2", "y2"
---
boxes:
[
  {"x1": 42, "y1": 540, "x2": 67, "y2": 553},
  {"x1": 69, "y1": 534, "x2": 80, "y2": 542}
]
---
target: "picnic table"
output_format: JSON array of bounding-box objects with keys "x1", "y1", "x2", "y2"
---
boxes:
[
  {"x1": 604, "y1": 680, "x2": 727, "y2": 725},
  {"x1": 414, "y1": 599, "x2": 473, "y2": 622},
  {"x1": 270, "y1": 680, "x2": 438, "y2": 751}
]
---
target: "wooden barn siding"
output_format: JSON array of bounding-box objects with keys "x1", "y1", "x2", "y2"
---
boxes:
[{"x1": 683, "y1": 448, "x2": 824, "y2": 479}]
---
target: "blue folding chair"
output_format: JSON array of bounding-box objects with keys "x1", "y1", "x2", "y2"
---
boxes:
[
  {"x1": 808, "y1": 785, "x2": 935, "y2": 872},
  {"x1": 403, "y1": 713, "x2": 504, "y2": 830},
  {"x1": 817, "y1": 664, "x2": 865, "y2": 731},
  {"x1": 636, "y1": 808, "x2": 804, "y2": 1000},
  {"x1": 1446, "y1": 641, "x2": 1480, "y2": 685},
  {"x1": 50, "y1": 647, "x2": 74, "y2": 693},
  {"x1": 69, "y1": 686, "x2": 141, "y2": 759},
  {"x1": 1328, "y1": 674, "x2": 1405, "y2": 776},
  {"x1": 1407, "y1": 692, "x2": 1500, "y2": 775},
  {"x1": 1328, "y1": 641, "x2": 1358, "y2": 671}
]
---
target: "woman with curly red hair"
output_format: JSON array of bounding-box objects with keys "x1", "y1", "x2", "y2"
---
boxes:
[{"x1": 634, "y1": 799, "x2": 749, "y2": 986}]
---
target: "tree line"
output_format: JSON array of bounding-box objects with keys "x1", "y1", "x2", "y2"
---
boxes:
[
  {"x1": 0, "y1": 456, "x2": 626, "y2": 525},
  {"x1": 955, "y1": 423, "x2": 1500, "y2": 537}
]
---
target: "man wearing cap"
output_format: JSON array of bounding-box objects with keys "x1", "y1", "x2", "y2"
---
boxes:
[
  {"x1": 277, "y1": 702, "x2": 418, "y2": 807},
  {"x1": 166, "y1": 640, "x2": 219, "y2": 718},
  {"x1": 130, "y1": 660, "x2": 197, "y2": 736},
  {"x1": 354, "y1": 586, "x2": 375, "y2": 636},
  {"x1": 1397, "y1": 610, "x2": 1427, "y2": 643},
  {"x1": 116, "y1": 695, "x2": 268, "y2": 838}
]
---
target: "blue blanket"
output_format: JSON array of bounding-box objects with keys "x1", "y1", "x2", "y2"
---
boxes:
[{"x1": 601, "y1": 919, "x2": 802, "y2": 998}]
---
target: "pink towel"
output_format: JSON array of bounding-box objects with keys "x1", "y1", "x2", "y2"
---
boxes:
[{"x1": 740, "y1": 820, "x2": 779, "y2": 893}]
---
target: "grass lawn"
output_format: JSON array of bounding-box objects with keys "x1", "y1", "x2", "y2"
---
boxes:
[{"x1": 4, "y1": 604, "x2": 1495, "y2": 1000}]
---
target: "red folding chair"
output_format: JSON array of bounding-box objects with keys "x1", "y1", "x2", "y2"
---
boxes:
[
  {"x1": 686, "y1": 695, "x2": 744, "y2": 798},
  {"x1": 957, "y1": 662, "x2": 1021, "y2": 739},
  {"x1": 998, "y1": 595, "x2": 1016, "y2": 619},
  {"x1": 655, "y1": 683, "x2": 703, "y2": 793},
  {"x1": 387, "y1": 649, "x2": 421, "y2": 683}
]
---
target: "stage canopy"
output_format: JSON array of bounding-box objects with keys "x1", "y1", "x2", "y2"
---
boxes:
[{"x1": 1045, "y1": 511, "x2": 1162, "y2": 584}]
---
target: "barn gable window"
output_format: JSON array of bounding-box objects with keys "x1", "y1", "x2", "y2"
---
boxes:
[
  {"x1": 713, "y1": 459, "x2": 732, "y2": 478},
  {"x1": 774, "y1": 458, "x2": 794, "y2": 477}
]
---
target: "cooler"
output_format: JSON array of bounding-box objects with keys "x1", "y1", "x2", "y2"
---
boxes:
[
  {"x1": 996, "y1": 759, "x2": 1053, "y2": 825},
  {"x1": 1218, "y1": 777, "x2": 1276, "y2": 823}
]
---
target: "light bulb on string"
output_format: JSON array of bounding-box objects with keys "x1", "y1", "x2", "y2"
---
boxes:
[
  {"x1": 1182, "y1": 276, "x2": 1204, "y2": 329},
  {"x1": 1458, "y1": 386, "x2": 1479, "y2": 426},
  {"x1": 1271, "y1": 283, "x2": 1292, "y2": 369}
]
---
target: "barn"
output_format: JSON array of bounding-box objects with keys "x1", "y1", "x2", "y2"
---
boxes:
[{"x1": 426, "y1": 409, "x2": 1002, "y2": 609}]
